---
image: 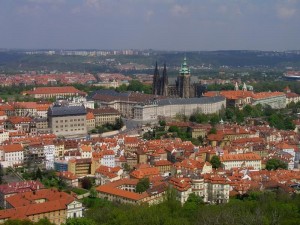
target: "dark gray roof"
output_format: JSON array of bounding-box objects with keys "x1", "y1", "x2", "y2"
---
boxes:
[
  {"x1": 156, "y1": 96, "x2": 225, "y2": 106},
  {"x1": 48, "y1": 105, "x2": 86, "y2": 117},
  {"x1": 33, "y1": 117, "x2": 48, "y2": 122}
]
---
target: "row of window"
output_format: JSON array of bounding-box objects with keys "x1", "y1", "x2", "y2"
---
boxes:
[{"x1": 55, "y1": 118, "x2": 85, "y2": 123}]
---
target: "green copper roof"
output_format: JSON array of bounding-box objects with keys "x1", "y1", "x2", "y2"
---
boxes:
[{"x1": 179, "y1": 57, "x2": 190, "y2": 75}]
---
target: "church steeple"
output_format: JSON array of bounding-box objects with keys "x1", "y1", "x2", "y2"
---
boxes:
[{"x1": 179, "y1": 57, "x2": 190, "y2": 75}]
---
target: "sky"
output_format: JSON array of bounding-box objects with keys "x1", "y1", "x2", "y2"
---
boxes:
[{"x1": 0, "y1": 0, "x2": 300, "y2": 51}]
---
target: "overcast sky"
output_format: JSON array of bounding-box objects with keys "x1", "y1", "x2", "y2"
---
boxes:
[{"x1": 0, "y1": 0, "x2": 300, "y2": 51}]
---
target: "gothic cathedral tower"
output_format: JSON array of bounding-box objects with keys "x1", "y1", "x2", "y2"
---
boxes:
[
  {"x1": 177, "y1": 57, "x2": 191, "y2": 98},
  {"x1": 160, "y1": 63, "x2": 168, "y2": 96},
  {"x1": 152, "y1": 62, "x2": 160, "y2": 95}
]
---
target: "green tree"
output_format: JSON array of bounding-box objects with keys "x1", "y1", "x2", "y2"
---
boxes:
[
  {"x1": 182, "y1": 193, "x2": 204, "y2": 216},
  {"x1": 159, "y1": 120, "x2": 166, "y2": 127},
  {"x1": 89, "y1": 187, "x2": 97, "y2": 198},
  {"x1": 209, "y1": 114, "x2": 220, "y2": 126},
  {"x1": 35, "y1": 167, "x2": 43, "y2": 180},
  {"x1": 168, "y1": 126, "x2": 179, "y2": 133},
  {"x1": 81, "y1": 177, "x2": 93, "y2": 190},
  {"x1": 266, "y1": 158, "x2": 288, "y2": 170},
  {"x1": 63, "y1": 218, "x2": 96, "y2": 225},
  {"x1": 0, "y1": 164, "x2": 4, "y2": 184},
  {"x1": 114, "y1": 117, "x2": 124, "y2": 130},
  {"x1": 210, "y1": 155, "x2": 222, "y2": 169},
  {"x1": 208, "y1": 127, "x2": 217, "y2": 134},
  {"x1": 136, "y1": 178, "x2": 150, "y2": 193}
]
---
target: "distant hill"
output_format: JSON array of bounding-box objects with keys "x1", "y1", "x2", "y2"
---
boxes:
[{"x1": 0, "y1": 50, "x2": 300, "y2": 73}]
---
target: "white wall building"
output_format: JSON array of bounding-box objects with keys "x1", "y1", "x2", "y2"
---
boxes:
[
  {"x1": 220, "y1": 153, "x2": 262, "y2": 170},
  {"x1": 133, "y1": 96, "x2": 226, "y2": 121},
  {"x1": 100, "y1": 150, "x2": 115, "y2": 168},
  {"x1": 0, "y1": 144, "x2": 24, "y2": 168},
  {"x1": 44, "y1": 144, "x2": 55, "y2": 170},
  {"x1": 0, "y1": 130, "x2": 9, "y2": 144}
]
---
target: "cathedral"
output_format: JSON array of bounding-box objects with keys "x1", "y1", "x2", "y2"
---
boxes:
[{"x1": 152, "y1": 57, "x2": 204, "y2": 98}]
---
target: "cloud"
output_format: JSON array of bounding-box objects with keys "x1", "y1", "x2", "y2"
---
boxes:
[
  {"x1": 277, "y1": 6, "x2": 296, "y2": 18},
  {"x1": 145, "y1": 10, "x2": 154, "y2": 21},
  {"x1": 170, "y1": 4, "x2": 188, "y2": 16},
  {"x1": 27, "y1": 0, "x2": 65, "y2": 4},
  {"x1": 85, "y1": 0, "x2": 105, "y2": 10},
  {"x1": 16, "y1": 4, "x2": 42, "y2": 15}
]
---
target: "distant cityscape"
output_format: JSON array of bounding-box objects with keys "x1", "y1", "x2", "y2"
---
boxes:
[{"x1": 0, "y1": 50, "x2": 299, "y2": 224}]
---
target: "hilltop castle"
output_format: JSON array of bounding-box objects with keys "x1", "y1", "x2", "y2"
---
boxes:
[{"x1": 152, "y1": 57, "x2": 204, "y2": 98}]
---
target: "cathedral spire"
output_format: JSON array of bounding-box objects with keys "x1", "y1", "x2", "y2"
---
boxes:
[
  {"x1": 161, "y1": 62, "x2": 168, "y2": 96},
  {"x1": 152, "y1": 61, "x2": 160, "y2": 95},
  {"x1": 179, "y1": 57, "x2": 190, "y2": 75}
]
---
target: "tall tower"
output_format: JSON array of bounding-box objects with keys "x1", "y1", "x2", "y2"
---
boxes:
[
  {"x1": 160, "y1": 63, "x2": 168, "y2": 96},
  {"x1": 177, "y1": 57, "x2": 191, "y2": 98},
  {"x1": 152, "y1": 62, "x2": 160, "y2": 95}
]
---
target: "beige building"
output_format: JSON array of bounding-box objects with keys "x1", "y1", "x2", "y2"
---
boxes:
[
  {"x1": 68, "y1": 158, "x2": 99, "y2": 177},
  {"x1": 88, "y1": 107, "x2": 121, "y2": 127},
  {"x1": 86, "y1": 112, "x2": 95, "y2": 131},
  {"x1": 48, "y1": 105, "x2": 87, "y2": 138},
  {"x1": 96, "y1": 179, "x2": 167, "y2": 205},
  {"x1": 22, "y1": 86, "x2": 87, "y2": 99}
]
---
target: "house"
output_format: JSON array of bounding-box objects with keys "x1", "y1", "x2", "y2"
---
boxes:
[
  {"x1": 0, "y1": 144, "x2": 24, "y2": 168},
  {"x1": 0, "y1": 181, "x2": 44, "y2": 209},
  {"x1": 168, "y1": 177, "x2": 192, "y2": 204},
  {"x1": 57, "y1": 171, "x2": 78, "y2": 187},
  {"x1": 0, "y1": 188, "x2": 83, "y2": 224},
  {"x1": 95, "y1": 165, "x2": 123, "y2": 185}
]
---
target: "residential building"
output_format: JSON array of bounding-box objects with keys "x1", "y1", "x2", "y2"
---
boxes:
[
  {"x1": 87, "y1": 107, "x2": 121, "y2": 127},
  {"x1": 100, "y1": 150, "x2": 115, "y2": 168},
  {"x1": 0, "y1": 144, "x2": 24, "y2": 168},
  {"x1": 0, "y1": 130, "x2": 9, "y2": 144},
  {"x1": 57, "y1": 171, "x2": 78, "y2": 187},
  {"x1": 0, "y1": 181, "x2": 44, "y2": 209},
  {"x1": 96, "y1": 179, "x2": 167, "y2": 205},
  {"x1": 0, "y1": 188, "x2": 83, "y2": 224},
  {"x1": 86, "y1": 112, "x2": 95, "y2": 131},
  {"x1": 204, "y1": 174, "x2": 230, "y2": 204},
  {"x1": 95, "y1": 165, "x2": 123, "y2": 185},
  {"x1": 44, "y1": 142, "x2": 55, "y2": 170},
  {"x1": 220, "y1": 153, "x2": 262, "y2": 170},
  {"x1": 168, "y1": 177, "x2": 192, "y2": 204}
]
